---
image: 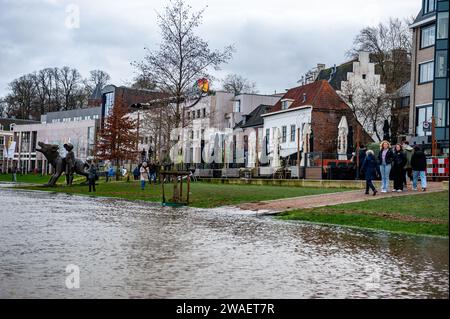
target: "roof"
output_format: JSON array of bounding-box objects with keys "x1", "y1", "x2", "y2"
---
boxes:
[
  {"x1": 0, "y1": 118, "x2": 40, "y2": 131},
  {"x1": 316, "y1": 60, "x2": 355, "y2": 90},
  {"x1": 410, "y1": 9, "x2": 436, "y2": 29},
  {"x1": 396, "y1": 81, "x2": 411, "y2": 97},
  {"x1": 266, "y1": 80, "x2": 350, "y2": 115},
  {"x1": 235, "y1": 104, "x2": 272, "y2": 129},
  {"x1": 89, "y1": 84, "x2": 103, "y2": 100}
]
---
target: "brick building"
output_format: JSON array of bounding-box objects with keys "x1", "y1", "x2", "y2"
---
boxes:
[{"x1": 262, "y1": 80, "x2": 373, "y2": 167}]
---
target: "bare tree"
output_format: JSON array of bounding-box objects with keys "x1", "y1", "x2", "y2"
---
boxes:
[
  {"x1": 348, "y1": 17, "x2": 412, "y2": 93},
  {"x1": 132, "y1": 0, "x2": 234, "y2": 128},
  {"x1": 340, "y1": 79, "x2": 391, "y2": 141},
  {"x1": 5, "y1": 74, "x2": 36, "y2": 119},
  {"x1": 57, "y1": 66, "x2": 85, "y2": 110},
  {"x1": 222, "y1": 74, "x2": 258, "y2": 95}
]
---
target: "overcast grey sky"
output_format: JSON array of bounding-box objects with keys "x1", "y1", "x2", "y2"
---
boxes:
[{"x1": 0, "y1": 0, "x2": 420, "y2": 97}]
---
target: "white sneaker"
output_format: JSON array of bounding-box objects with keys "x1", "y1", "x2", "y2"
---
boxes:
[
  {"x1": 392, "y1": 189, "x2": 397, "y2": 192},
  {"x1": 397, "y1": 189, "x2": 402, "y2": 192},
  {"x1": 381, "y1": 190, "x2": 387, "y2": 193},
  {"x1": 413, "y1": 188, "x2": 418, "y2": 191}
]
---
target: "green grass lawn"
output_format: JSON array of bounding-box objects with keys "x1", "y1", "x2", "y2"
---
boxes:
[
  {"x1": 278, "y1": 191, "x2": 449, "y2": 237},
  {"x1": 0, "y1": 173, "x2": 52, "y2": 184},
  {"x1": 14, "y1": 178, "x2": 349, "y2": 208}
]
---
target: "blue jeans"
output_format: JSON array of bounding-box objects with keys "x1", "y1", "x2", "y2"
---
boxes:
[
  {"x1": 140, "y1": 180, "x2": 146, "y2": 190},
  {"x1": 412, "y1": 171, "x2": 427, "y2": 189},
  {"x1": 379, "y1": 164, "x2": 391, "y2": 191}
]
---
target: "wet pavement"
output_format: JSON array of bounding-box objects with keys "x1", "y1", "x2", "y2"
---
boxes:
[{"x1": 0, "y1": 187, "x2": 448, "y2": 298}]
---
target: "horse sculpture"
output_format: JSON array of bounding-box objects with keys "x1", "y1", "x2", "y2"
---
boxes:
[{"x1": 36, "y1": 141, "x2": 89, "y2": 187}]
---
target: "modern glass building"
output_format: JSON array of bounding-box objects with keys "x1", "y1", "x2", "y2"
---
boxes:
[{"x1": 409, "y1": 0, "x2": 449, "y2": 155}]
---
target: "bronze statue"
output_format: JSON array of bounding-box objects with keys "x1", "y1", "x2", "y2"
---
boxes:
[
  {"x1": 36, "y1": 141, "x2": 89, "y2": 187},
  {"x1": 63, "y1": 143, "x2": 75, "y2": 185}
]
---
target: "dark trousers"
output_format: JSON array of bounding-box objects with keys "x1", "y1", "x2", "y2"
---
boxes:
[
  {"x1": 88, "y1": 178, "x2": 96, "y2": 192},
  {"x1": 366, "y1": 180, "x2": 376, "y2": 193},
  {"x1": 393, "y1": 168, "x2": 404, "y2": 190}
]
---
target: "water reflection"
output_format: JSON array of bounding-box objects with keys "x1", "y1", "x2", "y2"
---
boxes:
[{"x1": 0, "y1": 188, "x2": 448, "y2": 298}]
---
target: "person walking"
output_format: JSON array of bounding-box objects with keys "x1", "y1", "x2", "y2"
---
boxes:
[
  {"x1": 360, "y1": 149, "x2": 378, "y2": 196},
  {"x1": 133, "y1": 165, "x2": 140, "y2": 181},
  {"x1": 87, "y1": 158, "x2": 97, "y2": 193},
  {"x1": 391, "y1": 143, "x2": 407, "y2": 192},
  {"x1": 148, "y1": 162, "x2": 157, "y2": 184},
  {"x1": 411, "y1": 145, "x2": 428, "y2": 191},
  {"x1": 402, "y1": 140, "x2": 414, "y2": 189},
  {"x1": 377, "y1": 141, "x2": 394, "y2": 193},
  {"x1": 140, "y1": 162, "x2": 149, "y2": 190}
]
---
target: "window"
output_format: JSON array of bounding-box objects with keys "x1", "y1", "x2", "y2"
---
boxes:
[
  {"x1": 202, "y1": 108, "x2": 206, "y2": 118},
  {"x1": 419, "y1": 61, "x2": 434, "y2": 83},
  {"x1": 437, "y1": 11, "x2": 449, "y2": 39},
  {"x1": 92, "y1": 115, "x2": 99, "y2": 120},
  {"x1": 435, "y1": 51, "x2": 448, "y2": 77},
  {"x1": 266, "y1": 128, "x2": 270, "y2": 143},
  {"x1": 104, "y1": 92, "x2": 114, "y2": 116},
  {"x1": 290, "y1": 125, "x2": 296, "y2": 142},
  {"x1": 362, "y1": 74, "x2": 366, "y2": 79},
  {"x1": 416, "y1": 105, "x2": 432, "y2": 136},
  {"x1": 192, "y1": 111, "x2": 195, "y2": 119},
  {"x1": 400, "y1": 96, "x2": 410, "y2": 108},
  {"x1": 423, "y1": 0, "x2": 436, "y2": 14},
  {"x1": 281, "y1": 126, "x2": 287, "y2": 143},
  {"x1": 434, "y1": 100, "x2": 447, "y2": 127},
  {"x1": 234, "y1": 100, "x2": 241, "y2": 113},
  {"x1": 0, "y1": 124, "x2": 3, "y2": 131},
  {"x1": 197, "y1": 109, "x2": 201, "y2": 118},
  {"x1": 281, "y1": 101, "x2": 289, "y2": 110},
  {"x1": 420, "y1": 24, "x2": 435, "y2": 48}
]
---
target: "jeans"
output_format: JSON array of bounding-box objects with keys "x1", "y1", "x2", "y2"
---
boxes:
[
  {"x1": 141, "y1": 180, "x2": 146, "y2": 190},
  {"x1": 412, "y1": 171, "x2": 427, "y2": 189},
  {"x1": 149, "y1": 172, "x2": 157, "y2": 183},
  {"x1": 379, "y1": 164, "x2": 391, "y2": 191}
]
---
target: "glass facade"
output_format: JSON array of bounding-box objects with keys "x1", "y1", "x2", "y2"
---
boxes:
[{"x1": 432, "y1": 0, "x2": 449, "y2": 145}]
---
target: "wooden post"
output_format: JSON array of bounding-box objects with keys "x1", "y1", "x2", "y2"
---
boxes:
[
  {"x1": 180, "y1": 173, "x2": 183, "y2": 200},
  {"x1": 161, "y1": 173, "x2": 166, "y2": 203},
  {"x1": 431, "y1": 116, "x2": 437, "y2": 157},
  {"x1": 356, "y1": 126, "x2": 360, "y2": 180},
  {"x1": 297, "y1": 127, "x2": 300, "y2": 179},
  {"x1": 255, "y1": 128, "x2": 259, "y2": 172},
  {"x1": 187, "y1": 175, "x2": 190, "y2": 205}
]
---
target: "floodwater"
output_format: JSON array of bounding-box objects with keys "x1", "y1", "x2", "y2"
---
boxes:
[{"x1": 0, "y1": 187, "x2": 448, "y2": 299}]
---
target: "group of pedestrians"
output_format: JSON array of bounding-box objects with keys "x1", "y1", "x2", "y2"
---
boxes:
[
  {"x1": 134, "y1": 162, "x2": 158, "y2": 190},
  {"x1": 360, "y1": 140, "x2": 428, "y2": 196}
]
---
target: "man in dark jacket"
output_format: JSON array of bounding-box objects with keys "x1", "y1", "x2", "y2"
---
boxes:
[
  {"x1": 360, "y1": 150, "x2": 378, "y2": 196},
  {"x1": 357, "y1": 144, "x2": 367, "y2": 179},
  {"x1": 410, "y1": 145, "x2": 427, "y2": 191}
]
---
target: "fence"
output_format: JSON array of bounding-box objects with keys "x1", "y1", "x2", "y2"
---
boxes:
[{"x1": 426, "y1": 157, "x2": 449, "y2": 179}]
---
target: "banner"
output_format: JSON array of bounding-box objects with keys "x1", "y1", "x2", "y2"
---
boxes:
[{"x1": 7, "y1": 141, "x2": 16, "y2": 159}]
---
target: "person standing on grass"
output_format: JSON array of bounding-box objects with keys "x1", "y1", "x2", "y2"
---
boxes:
[
  {"x1": 133, "y1": 165, "x2": 140, "y2": 181},
  {"x1": 140, "y1": 162, "x2": 149, "y2": 190},
  {"x1": 411, "y1": 145, "x2": 428, "y2": 192},
  {"x1": 148, "y1": 162, "x2": 157, "y2": 184},
  {"x1": 377, "y1": 141, "x2": 394, "y2": 193},
  {"x1": 87, "y1": 158, "x2": 97, "y2": 193},
  {"x1": 107, "y1": 166, "x2": 115, "y2": 182},
  {"x1": 361, "y1": 149, "x2": 378, "y2": 196},
  {"x1": 402, "y1": 140, "x2": 414, "y2": 189},
  {"x1": 391, "y1": 143, "x2": 407, "y2": 192}
]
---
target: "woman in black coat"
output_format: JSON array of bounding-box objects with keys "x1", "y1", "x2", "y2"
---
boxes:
[
  {"x1": 391, "y1": 144, "x2": 407, "y2": 192},
  {"x1": 360, "y1": 150, "x2": 378, "y2": 196}
]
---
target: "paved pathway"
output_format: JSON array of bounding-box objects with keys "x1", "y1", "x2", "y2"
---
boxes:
[{"x1": 238, "y1": 182, "x2": 445, "y2": 214}]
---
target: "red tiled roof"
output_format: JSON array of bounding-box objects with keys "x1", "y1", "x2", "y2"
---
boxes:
[{"x1": 268, "y1": 80, "x2": 349, "y2": 113}]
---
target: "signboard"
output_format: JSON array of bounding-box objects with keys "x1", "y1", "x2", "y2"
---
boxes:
[
  {"x1": 7, "y1": 141, "x2": 16, "y2": 159},
  {"x1": 423, "y1": 121, "x2": 431, "y2": 132}
]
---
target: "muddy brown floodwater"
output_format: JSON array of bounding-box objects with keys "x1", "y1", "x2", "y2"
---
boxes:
[{"x1": 0, "y1": 187, "x2": 448, "y2": 298}]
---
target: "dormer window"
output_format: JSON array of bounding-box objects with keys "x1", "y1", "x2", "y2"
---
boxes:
[
  {"x1": 281, "y1": 99, "x2": 293, "y2": 110},
  {"x1": 10, "y1": 123, "x2": 15, "y2": 131}
]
